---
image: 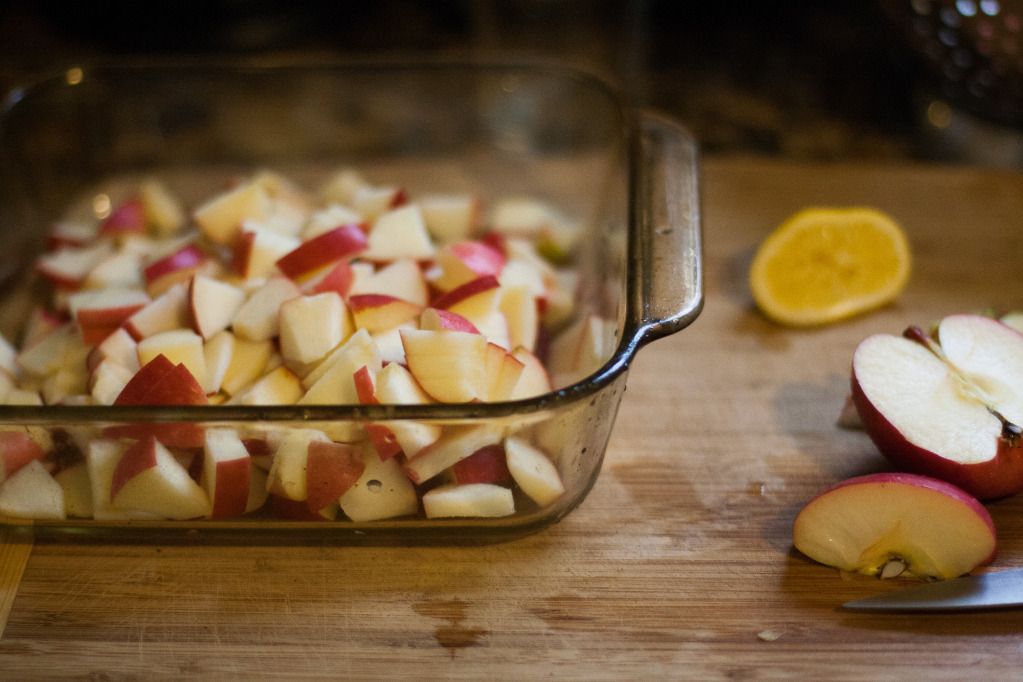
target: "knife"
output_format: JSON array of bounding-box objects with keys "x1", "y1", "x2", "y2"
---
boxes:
[{"x1": 843, "y1": 568, "x2": 1023, "y2": 612}]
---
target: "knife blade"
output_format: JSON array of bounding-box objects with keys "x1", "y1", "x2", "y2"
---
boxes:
[{"x1": 843, "y1": 568, "x2": 1023, "y2": 612}]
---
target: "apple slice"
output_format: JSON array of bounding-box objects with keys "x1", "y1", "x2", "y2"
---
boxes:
[
  {"x1": 88, "y1": 327, "x2": 140, "y2": 373},
  {"x1": 852, "y1": 323, "x2": 1023, "y2": 500},
  {"x1": 202, "y1": 428, "x2": 251, "y2": 519},
  {"x1": 193, "y1": 179, "x2": 271, "y2": 245},
  {"x1": 114, "y1": 354, "x2": 208, "y2": 406},
  {"x1": 509, "y1": 347, "x2": 552, "y2": 400},
  {"x1": 85, "y1": 250, "x2": 144, "y2": 289},
  {"x1": 792, "y1": 473, "x2": 996, "y2": 580},
  {"x1": 68, "y1": 288, "x2": 149, "y2": 345},
  {"x1": 123, "y1": 281, "x2": 189, "y2": 341},
  {"x1": 403, "y1": 424, "x2": 503, "y2": 485},
  {"x1": 89, "y1": 358, "x2": 135, "y2": 405},
  {"x1": 319, "y1": 168, "x2": 370, "y2": 206},
  {"x1": 302, "y1": 204, "x2": 365, "y2": 240},
  {"x1": 110, "y1": 436, "x2": 211, "y2": 519},
  {"x1": 278, "y1": 292, "x2": 349, "y2": 366},
  {"x1": 338, "y1": 443, "x2": 419, "y2": 522},
  {"x1": 432, "y1": 275, "x2": 502, "y2": 326},
  {"x1": 275, "y1": 224, "x2": 366, "y2": 280},
  {"x1": 186, "y1": 274, "x2": 245, "y2": 341},
  {"x1": 349, "y1": 295, "x2": 421, "y2": 334},
  {"x1": 348, "y1": 258, "x2": 429, "y2": 306},
  {"x1": 305, "y1": 441, "x2": 365, "y2": 513},
  {"x1": 232, "y1": 225, "x2": 300, "y2": 280},
  {"x1": 17, "y1": 323, "x2": 79, "y2": 378},
  {"x1": 362, "y1": 204, "x2": 434, "y2": 261},
  {"x1": 231, "y1": 277, "x2": 302, "y2": 342},
  {"x1": 143, "y1": 243, "x2": 206, "y2": 297},
  {"x1": 352, "y1": 185, "x2": 407, "y2": 221},
  {"x1": 499, "y1": 285, "x2": 539, "y2": 352},
  {"x1": 137, "y1": 329, "x2": 207, "y2": 388},
  {"x1": 305, "y1": 259, "x2": 355, "y2": 298},
  {"x1": 505, "y1": 437, "x2": 565, "y2": 506},
  {"x1": 48, "y1": 220, "x2": 98, "y2": 250},
  {"x1": 419, "y1": 194, "x2": 479, "y2": 244},
  {"x1": 431, "y1": 240, "x2": 505, "y2": 293},
  {"x1": 86, "y1": 439, "x2": 158, "y2": 520},
  {"x1": 302, "y1": 328, "x2": 380, "y2": 389},
  {"x1": 202, "y1": 330, "x2": 234, "y2": 395},
  {"x1": 99, "y1": 197, "x2": 146, "y2": 236},
  {"x1": 485, "y1": 343, "x2": 525, "y2": 401},
  {"x1": 422, "y1": 483, "x2": 515, "y2": 519},
  {"x1": 0, "y1": 459, "x2": 66, "y2": 520},
  {"x1": 401, "y1": 329, "x2": 487, "y2": 403}
]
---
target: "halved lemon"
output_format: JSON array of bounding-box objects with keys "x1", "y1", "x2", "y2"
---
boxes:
[{"x1": 749, "y1": 207, "x2": 911, "y2": 326}]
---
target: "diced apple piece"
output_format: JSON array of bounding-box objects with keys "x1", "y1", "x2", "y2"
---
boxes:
[
  {"x1": 278, "y1": 292, "x2": 349, "y2": 366},
  {"x1": 21, "y1": 307, "x2": 63, "y2": 349},
  {"x1": 431, "y1": 240, "x2": 505, "y2": 293},
  {"x1": 302, "y1": 204, "x2": 365, "y2": 240},
  {"x1": 353, "y1": 365, "x2": 377, "y2": 404},
  {"x1": 0, "y1": 430, "x2": 45, "y2": 485},
  {"x1": 505, "y1": 437, "x2": 565, "y2": 506},
  {"x1": 193, "y1": 180, "x2": 271, "y2": 245},
  {"x1": 187, "y1": 274, "x2": 246, "y2": 340},
  {"x1": 99, "y1": 197, "x2": 146, "y2": 236},
  {"x1": 792, "y1": 473, "x2": 996, "y2": 580},
  {"x1": 17, "y1": 323, "x2": 79, "y2": 377},
  {"x1": 37, "y1": 242, "x2": 114, "y2": 290},
  {"x1": 349, "y1": 295, "x2": 421, "y2": 334},
  {"x1": 451, "y1": 444, "x2": 511, "y2": 485},
  {"x1": 48, "y1": 220, "x2": 97, "y2": 249},
  {"x1": 548, "y1": 314, "x2": 616, "y2": 385},
  {"x1": 485, "y1": 343, "x2": 525, "y2": 401},
  {"x1": 338, "y1": 443, "x2": 419, "y2": 522},
  {"x1": 70, "y1": 288, "x2": 149, "y2": 345},
  {"x1": 509, "y1": 347, "x2": 552, "y2": 400},
  {"x1": 231, "y1": 277, "x2": 302, "y2": 342},
  {"x1": 54, "y1": 463, "x2": 93, "y2": 518},
  {"x1": 140, "y1": 178, "x2": 186, "y2": 235},
  {"x1": 474, "y1": 310, "x2": 511, "y2": 350},
  {"x1": 89, "y1": 358, "x2": 135, "y2": 405},
  {"x1": 265, "y1": 429, "x2": 329, "y2": 501},
  {"x1": 86, "y1": 439, "x2": 158, "y2": 520},
  {"x1": 419, "y1": 307, "x2": 479, "y2": 334},
  {"x1": 420, "y1": 194, "x2": 479, "y2": 244},
  {"x1": 202, "y1": 428, "x2": 251, "y2": 519},
  {"x1": 137, "y1": 329, "x2": 206, "y2": 388},
  {"x1": 319, "y1": 168, "x2": 370, "y2": 206},
  {"x1": 348, "y1": 258, "x2": 428, "y2": 306},
  {"x1": 433, "y1": 275, "x2": 501, "y2": 325},
  {"x1": 352, "y1": 185, "x2": 407, "y2": 221},
  {"x1": 114, "y1": 354, "x2": 208, "y2": 406},
  {"x1": 372, "y1": 324, "x2": 413, "y2": 366},
  {"x1": 401, "y1": 329, "x2": 487, "y2": 403},
  {"x1": 219, "y1": 336, "x2": 273, "y2": 396},
  {"x1": 124, "y1": 281, "x2": 190, "y2": 340},
  {"x1": 403, "y1": 424, "x2": 503, "y2": 485},
  {"x1": 202, "y1": 330, "x2": 234, "y2": 395},
  {"x1": 422, "y1": 483, "x2": 515, "y2": 519},
  {"x1": 305, "y1": 260, "x2": 354, "y2": 298},
  {"x1": 499, "y1": 285, "x2": 539, "y2": 352},
  {"x1": 302, "y1": 328, "x2": 380, "y2": 389},
  {"x1": 275, "y1": 224, "x2": 366, "y2": 280},
  {"x1": 232, "y1": 225, "x2": 299, "y2": 280},
  {"x1": 227, "y1": 366, "x2": 303, "y2": 405},
  {"x1": 110, "y1": 436, "x2": 211, "y2": 519},
  {"x1": 85, "y1": 250, "x2": 144, "y2": 289},
  {"x1": 498, "y1": 258, "x2": 547, "y2": 299},
  {"x1": 247, "y1": 466, "x2": 269, "y2": 513},
  {"x1": 0, "y1": 459, "x2": 65, "y2": 520},
  {"x1": 305, "y1": 441, "x2": 364, "y2": 513},
  {"x1": 143, "y1": 244, "x2": 206, "y2": 297},
  {"x1": 362, "y1": 204, "x2": 434, "y2": 261}
]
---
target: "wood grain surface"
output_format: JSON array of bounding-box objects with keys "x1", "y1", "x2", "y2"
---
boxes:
[{"x1": 2, "y1": 157, "x2": 1023, "y2": 679}]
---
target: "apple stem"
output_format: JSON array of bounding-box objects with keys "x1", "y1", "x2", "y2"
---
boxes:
[
  {"x1": 879, "y1": 558, "x2": 907, "y2": 579},
  {"x1": 996, "y1": 413, "x2": 1022, "y2": 443}
]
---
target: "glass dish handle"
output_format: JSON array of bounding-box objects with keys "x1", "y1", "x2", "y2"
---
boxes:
[{"x1": 628, "y1": 110, "x2": 704, "y2": 348}]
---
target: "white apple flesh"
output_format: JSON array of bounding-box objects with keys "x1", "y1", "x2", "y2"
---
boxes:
[{"x1": 792, "y1": 472, "x2": 996, "y2": 580}]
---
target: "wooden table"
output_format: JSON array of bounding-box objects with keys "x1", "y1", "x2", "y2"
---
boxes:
[{"x1": 2, "y1": 156, "x2": 1022, "y2": 679}]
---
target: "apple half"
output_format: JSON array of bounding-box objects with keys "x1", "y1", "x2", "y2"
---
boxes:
[
  {"x1": 851, "y1": 315, "x2": 1023, "y2": 500},
  {"x1": 792, "y1": 472, "x2": 995, "y2": 580}
]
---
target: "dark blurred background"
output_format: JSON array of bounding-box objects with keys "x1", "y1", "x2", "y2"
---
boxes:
[{"x1": 2, "y1": 0, "x2": 1023, "y2": 166}]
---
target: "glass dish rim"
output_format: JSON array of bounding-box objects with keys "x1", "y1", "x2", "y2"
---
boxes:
[{"x1": 0, "y1": 57, "x2": 647, "y2": 425}]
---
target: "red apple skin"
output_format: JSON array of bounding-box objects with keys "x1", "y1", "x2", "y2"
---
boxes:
[
  {"x1": 209, "y1": 456, "x2": 251, "y2": 519},
  {"x1": 420, "y1": 308, "x2": 479, "y2": 334},
  {"x1": 115, "y1": 355, "x2": 208, "y2": 406},
  {"x1": 242, "y1": 438, "x2": 271, "y2": 458},
  {"x1": 143, "y1": 244, "x2": 205, "y2": 284},
  {"x1": 275, "y1": 224, "x2": 367, "y2": 279},
  {"x1": 310, "y1": 260, "x2": 354, "y2": 298},
  {"x1": 353, "y1": 365, "x2": 378, "y2": 405},
  {"x1": 305, "y1": 441, "x2": 365, "y2": 513},
  {"x1": 110, "y1": 436, "x2": 159, "y2": 498},
  {"x1": 0, "y1": 432, "x2": 45, "y2": 478},
  {"x1": 76, "y1": 304, "x2": 146, "y2": 345},
  {"x1": 365, "y1": 424, "x2": 402, "y2": 461},
  {"x1": 449, "y1": 241, "x2": 505, "y2": 276},
  {"x1": 451, "y1": 445, "x2": 510, "y2": 484},
  {"x1": 851, "y1": 370, "x2": 1023, "y2": 501},
  {"x1": 231, "y1": 231, "x2": 257, "y2": 276},
  {"x1": 800, "y1": 471, "x2": 997, "y2": 567},
  {"x1": 431, "y1": 275, "x2": 500, "y2": 310},
  {"x1": 100, "y1": 197, "x2": 146, "y2": 235}
]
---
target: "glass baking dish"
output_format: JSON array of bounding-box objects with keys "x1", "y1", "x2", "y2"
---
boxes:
[{"x1": 0, "y1": 61, "x2": 701, "y2": 543}]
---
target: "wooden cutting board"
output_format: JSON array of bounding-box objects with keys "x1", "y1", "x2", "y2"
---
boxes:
[{"x1": 1, "y1": 156, "x2": 1022, "y2": 679}]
